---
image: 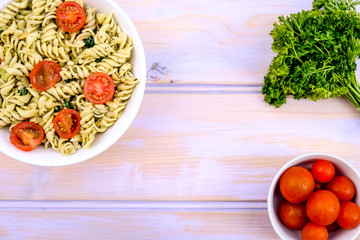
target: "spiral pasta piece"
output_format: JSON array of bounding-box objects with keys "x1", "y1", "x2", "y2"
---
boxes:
[
  {"x1": 0, "y1": 0, "x2": 139, "y2": 155},
  {"x1": 0, "y1": 0, "x2": 28, "y2": 29}
]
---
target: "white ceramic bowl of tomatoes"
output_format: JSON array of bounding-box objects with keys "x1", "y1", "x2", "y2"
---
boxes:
[
  {"x1": 268, "y1": 153, "x2": 360, "y2": 240},
  {"x1": 0, "y1": 0, "x2": 146, "y2": 166}
]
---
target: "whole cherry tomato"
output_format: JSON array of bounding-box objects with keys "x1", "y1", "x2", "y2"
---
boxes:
[
  {"x1": 314, "y1": 181, "x2": 325, "y2": 192},
  {"x1": 337, "y1": 201, "x2": 360, "y2": 229},
  {"x1": 311, "y1": 160, "x2": 335, "y2": 183},
  {"x1": 301, "y1": 222, "x2": 328, "y2": 240},
  {"x1": 326, "y1": 176, "x2": 355, "y2": 202},
  {"x1": 326, "y1": 221, "x2": 339, "y2": 232},
  {"x1": 306, "y1": 190, "x2": 340, "y2": 226},
  {"x1": 278, "y1": 199, "x2": 308, "y2": 230},
  {"x1": 279, "y1": 166, "x2": 315, "y2": 204}
]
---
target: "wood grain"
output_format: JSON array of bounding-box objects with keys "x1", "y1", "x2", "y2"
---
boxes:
[
  {"x1": 118, "y1": 0, "x2": 314, "y2": 84},
  {"x1": 0, "y1": 209, "x2": 277, "y2": 240},
  {"x1": 1, "y1": 94, "x2": 360, "y2": 201},
  {"x1": 2, "y1": 0, "x2": 360, "y2": 238}
]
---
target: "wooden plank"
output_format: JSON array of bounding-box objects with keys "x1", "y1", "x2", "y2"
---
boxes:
[
  {"x1": 0, "y1": 209, "x2": 278, "y2": 240},
  {"x1": 116, "y1": 0, "x2": 313, "y2": 84},
  {"x1": 0, "y1": 94, "x2": 360, "y2": 201}
]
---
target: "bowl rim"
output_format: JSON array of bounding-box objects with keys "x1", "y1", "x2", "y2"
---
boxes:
[
  {"x1": 267, "y1": 152, "x2": 360, "y2": 240},
  {"x1": 0, "y1": 0, "x2": 147, "y2": 166}
]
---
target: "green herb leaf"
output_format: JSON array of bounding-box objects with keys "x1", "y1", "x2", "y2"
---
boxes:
[
  {"x1": 95, "y1": 57, "x2": 103, "y2": 63},
  {"x1": 64, "y1": 100, "x2": 75, "y2": 109},
  {"x1": 84, "y1": 36, "x2": 95, "y2": 48},
  {"x1": 65, "y1": 78, "x2": 76, "y2": 83},
  {"x1": 79, "y1": 141, "x2": 83, "y2": 146},
  {"x1": 19, "y1": 87, "x2": 27, "y2": 96},
  {"x1": 1, "y1": 69, "x2": 6, "y2": 81},
  {"x1": 263, "y1": 0, "x2": 360, "y2": 110},
  {"x1": 0, "y1": 30, "x2": 3, "y2": 35},
  {"x1": 54, "y1": 106, "x2": 62, "y2": 113}
]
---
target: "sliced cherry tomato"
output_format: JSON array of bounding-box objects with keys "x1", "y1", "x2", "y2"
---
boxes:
[
  {"x1": 326, "y1": 176, "x2": 355, "y2": 202},
  {"x1": 10, "y1": 122, "x2": 44, "y2": 151},
  {"x1": 301, "y1": 222, "x2": 328, "y2": 240},
  {"x1": 56, "y1": 1, "x2": 86, "y2": 32},
  {"x1": 278, "y1": 199, "x2": 308, "y2": 230},
  {"x1": 53, "y1": 109, "x2": 81, "y2": 139},
  {"x1": 306, "y1": 190, "x2": 340, "y2": 226},
  {"x1": 279, "y1": 166, "x2": 315, "y2": 204},
  {"x1": 30, "y1": 61, "x2": 62, "y2": 91},
  {"x1": 311, "y1": 160, "x2": 335, "y2": 183},
  {"x1": 337, "y1": 201, "x2": 360, "y2": 229},
  {"x1": 84, "y1": 72, "x2": 115, "y2": 104}
]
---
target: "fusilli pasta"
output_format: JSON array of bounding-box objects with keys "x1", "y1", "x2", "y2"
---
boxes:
[{"x1": 0, "y1": 0, "x2": 138, "y2": 155}]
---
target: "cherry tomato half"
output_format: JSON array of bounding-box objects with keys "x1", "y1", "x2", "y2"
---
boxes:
[
  {"x1": 301, "y1": 222, "x2": 328, "y2": 240},
  {"x1": 30, "y1": 61, "x2": 62, "y2": 91},
  {"x1": 56, "y1": 1, "x2": 86, "y2": 32},
  {"x1": 278, "y1": 199, "x2": 308, "y2": 230},
  {"x1": 279, "y1": 166, "x2": 315, "y2": 204},
  {"x1": 306, "y1": 190, "x2": 340, "y2": 226},
  {"x1": 10, "y1": 122, "x2": 44, "y2": 151},
  {"x1": 84, "y1": 72, "x2": 115, "y2": 104},
  {"x1": 326, "y1": 176, "x2": 355, "y2": 202},
  {"x1": 53, "y1": 109, "x2": 81, "y2": 139},
  {"x1": 311, "y1": 160, "x2": 335, "y2": 183},
  {"x1": 337, "y1": 201, "x2": 360, "y2": 229}
]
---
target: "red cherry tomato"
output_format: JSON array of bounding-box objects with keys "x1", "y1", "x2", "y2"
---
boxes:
[
  {"x1": 301, "y1": 222, "x2": 328, "y2": 240},
  {"x1": 278, "y1": 199, "x2": 308, "y2": 230},
  {"x1": 56, "y1": 1, "x2": 86, "y2": 32},
  {"x1": 326, "y1": 176, "x2": 355, "y2": 202},
  {"x1": 326, "y1": 221, "x2": 340, "y2": 232},
  {"x1": 53, "y1": 109, "x2": 81, "y2": 139},
  {"x1": 314, "y1": 181, "x2": 325, "y2": 191},
  {"x1": 84, "y1": 72, "x2": 115, "y2": 104},
  {"x1": 30, "y1": 61, "x2": 62, "y2": 91},
  {"x1": 10, "y1": 122, "x2": 44, "y2": 151},
  {"x1": 306, "y1": 190, "x2": 340, "y2": 226},
  {"x1": 279, "y1": 166, "x2": 315, "y2": 204},
  {"x1": 337, "y1": 201, "x2": 360, "y2": 229},
  {"x1": 311, "y1": 160, "x2": 335, "y2": 183}
]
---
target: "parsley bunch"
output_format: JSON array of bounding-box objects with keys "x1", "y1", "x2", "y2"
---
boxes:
[{"x1": 263, "y1": 0, "x2": 360, "y2": 110}]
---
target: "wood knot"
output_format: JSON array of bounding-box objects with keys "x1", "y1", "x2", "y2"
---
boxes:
[{"x1": 147, "y1": 63, "x2": 168, "y2": 82}]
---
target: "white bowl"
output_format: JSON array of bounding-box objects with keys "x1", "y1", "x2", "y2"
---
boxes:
[
  {"x1": 0, "y1": 0, "x2": 146, "y2": 166},
  {"x1": 268, "y1": 153, "x2": 360, "y2": 240}
]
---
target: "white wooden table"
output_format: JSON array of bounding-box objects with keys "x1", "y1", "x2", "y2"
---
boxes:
[{"x1": 1, "y1": 0, "x2": 360, "y2": 239}]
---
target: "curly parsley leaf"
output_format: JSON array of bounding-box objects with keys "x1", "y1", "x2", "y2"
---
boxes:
[{"x1": 263, "y1": 0, "x2": 360, "y2": 109}]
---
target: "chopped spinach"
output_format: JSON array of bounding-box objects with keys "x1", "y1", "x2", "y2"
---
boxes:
[
  {"x1": 64, "y1": 99, "x2": 75, "y2": 109},
  {"x1": 95, "y1": 57, "x2": 103, "y2": 63},
  {"x1": 84, "y1": 36, "x2": 95, "y2": 48},
  {"x1": 65, "y1": 78, "x2": 76, "y2": 83},
  {"x1": 54, "y1": 106, "x2": 62, "y2": 113},
  {"x1": 19, "y1": 87, "x2": 27, "y2": 96}
]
